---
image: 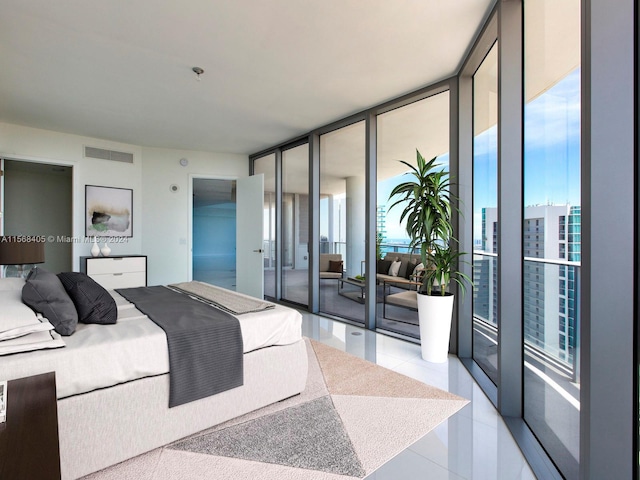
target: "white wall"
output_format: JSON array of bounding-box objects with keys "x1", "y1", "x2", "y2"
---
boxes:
[
  {"x1": 140, "y1": 147, "x2": 248, "y2": 285},
  {"x1": 0, "y1": 122, "x2": 143, "y2": 270},
  {"x1": 0, "y1": 122, "x2": 249, "y2": 283}
]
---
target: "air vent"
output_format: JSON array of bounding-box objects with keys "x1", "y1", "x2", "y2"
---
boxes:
[{"x1": 84, "y1": 146, "x2": 134, "y2": 164}]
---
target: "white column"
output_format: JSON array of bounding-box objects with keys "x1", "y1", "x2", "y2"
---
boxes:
[
  {"x1": 345, "y1": 176, "x2": 366, "y2": 277},
  {"x1": 327, "y1": 195, "x2": 334, "y2": 251}
]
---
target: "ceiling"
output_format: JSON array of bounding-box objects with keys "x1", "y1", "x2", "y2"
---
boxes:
[
  {"x1": 0, "y1": 0, "x2": 494, "y2": 156},
  {"x1": 266, "y1": 90, "x2": 452, "y2": 195}
]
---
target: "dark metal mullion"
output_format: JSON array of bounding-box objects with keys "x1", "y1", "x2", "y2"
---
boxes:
[
  {"x1": 309, "y1": 133, "x2": 320, "y2": 312},
  {"x1": 250, "y1": 135, "x2": 309, "y2": 160},
  {"x1": 373, "y1": 79, "x2": 451, "y2": 117},
  {"x1": 274, "y1": 149, "x2": 283, "y2": 301},
  {"x1": 449, "y1": 77, "x2": 461, "y2": 356},
  {"x1": 496, "y1": 0, "x2": 523, "y2": 418},
  {"x1": 457, "y1": 71, "x2": 474, "y2": 359},
  {"x1": 315, "y1": 113, "x2": 366, "y2": 137},
  {"x1": 458, "y1": 8, "x2": 499, "y2": 77},
  {"x1": 635, "y1": 5, "x2": 640, "y2": 478},
  {"x1": 364, "y1": 112, "x2": 377, "y2": 330}
]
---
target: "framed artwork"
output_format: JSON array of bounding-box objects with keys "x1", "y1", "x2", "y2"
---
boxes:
[{"x1": 85, "y1": 185, "x2": 133, "y2": 237}]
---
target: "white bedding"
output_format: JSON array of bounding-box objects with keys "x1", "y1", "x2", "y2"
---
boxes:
[{"x1": 0, "y1": 288, "x2": 302, "y2": 399}]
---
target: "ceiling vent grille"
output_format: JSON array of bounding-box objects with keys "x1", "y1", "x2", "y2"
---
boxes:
[{"x1": 84, "y1": 146, "x2": 134, "y2": 164}]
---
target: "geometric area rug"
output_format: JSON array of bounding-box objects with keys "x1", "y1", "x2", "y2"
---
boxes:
[{"x1": 82, "y1": 338, "x2": 468, "y2": 480}]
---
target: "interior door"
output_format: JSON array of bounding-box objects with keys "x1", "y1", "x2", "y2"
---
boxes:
[{"x1": 236, "y1": 174, "x2": 264, "y2": 298}]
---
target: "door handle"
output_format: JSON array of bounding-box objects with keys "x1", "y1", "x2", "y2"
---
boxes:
[{"x1": 253, "y1": 249, "x2": 264, "y2": 253}]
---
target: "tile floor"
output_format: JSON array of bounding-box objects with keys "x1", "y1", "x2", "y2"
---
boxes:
[{"x1": 301, "y1": 312, "x2": 537, "y2": 480}]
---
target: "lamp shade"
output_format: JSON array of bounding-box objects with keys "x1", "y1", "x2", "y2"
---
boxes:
[{"x1": 0, "y1": 238, "x2": 45, "y2": 265}]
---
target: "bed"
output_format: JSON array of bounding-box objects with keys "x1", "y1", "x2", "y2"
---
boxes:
[{"x1": 0, "y1": 275, "x2": 308, "y2": 480}]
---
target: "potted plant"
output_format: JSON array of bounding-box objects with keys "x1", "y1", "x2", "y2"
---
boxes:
[{"x1": 388, "y1": 150, "x2": 471, "y2": 362}]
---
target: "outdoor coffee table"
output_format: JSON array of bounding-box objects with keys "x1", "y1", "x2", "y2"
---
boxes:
[{"x1": 338, "y1": 277, "x2": 366, "y2": 304}]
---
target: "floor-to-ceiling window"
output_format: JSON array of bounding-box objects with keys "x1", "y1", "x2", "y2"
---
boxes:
[
  {"x1": 319, "y1": 121, "x2": 366, "y2": 323},
  {"x1": 376, "y1": 91, "x2": 450, "y2": 339},
  {"x1": 523, "y1": 1, "x2": 581, "y2": 477},
  {"x1": 253, "y1": 153, "x2": 277, "y2": 299},
  {"x1": 282, "y1": 143, "x2": 310, "y2": 306},
  {"x1": 472, "y1": 42, "x2": 499, "y2": 385}
]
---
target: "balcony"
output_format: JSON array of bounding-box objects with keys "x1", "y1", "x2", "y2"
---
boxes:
[{"x1": 472, "y1": 252, "x2": 580, "y2": 477}]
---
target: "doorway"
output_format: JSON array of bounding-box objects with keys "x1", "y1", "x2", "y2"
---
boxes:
[
  {"x1": 1, "y1": 159, "x2": 73, "y2": 274},
  {"x1": 192, "y1": 178, "x2": 237, "y2": 290}
]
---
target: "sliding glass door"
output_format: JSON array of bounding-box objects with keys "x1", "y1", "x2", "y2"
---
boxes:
[
  {"x1": 376, "y1": 91, "x2": 450, "y2": 339},
  {"x1": 319, "y1": 121, "x2": 366, "y2": 323},
  {"x1": 523, "y1": 0, "x2": 581, "y2": 477},
  {"x1": 282, "y1": 143, "x2": 310, "y2": 306},
  {"x1": 472, "y1": 42, "x2": 499, "y2": 385}
]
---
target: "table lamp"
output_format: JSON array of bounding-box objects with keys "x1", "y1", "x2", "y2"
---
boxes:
[{"x1": 0, "y1": 238, "x2": 45, "y2": 278}]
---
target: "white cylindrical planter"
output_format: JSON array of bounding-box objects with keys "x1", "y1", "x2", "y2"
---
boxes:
[{"x1": 417, "y1": 292, "x2": 455, "y2": 363}]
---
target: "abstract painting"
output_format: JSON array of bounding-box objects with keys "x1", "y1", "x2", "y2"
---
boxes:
[{"x1": 85, "y1": 185, "x2": 133, "y2": 237}]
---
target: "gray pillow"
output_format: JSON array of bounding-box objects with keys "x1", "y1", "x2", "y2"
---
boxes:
[
  {"x1": 377, "y1": 259, "x2": 393, "y2": 275},
  {"x1": 22, "y1": 267, "x2": 78, "y2": 336},
  {"x1": 57, "y1": 272, "x2": 117, "y2": 325},
  {"x1": 404, "y1": 260, "x2": 419, "y2": 280},
  {"x1": 397, "y1": 261, "x2": 410, "y2": 279}
]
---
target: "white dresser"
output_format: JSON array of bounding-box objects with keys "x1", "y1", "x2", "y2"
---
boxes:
[{"x1": 80, "y1": 255, "x2": 147, "y2": 289}]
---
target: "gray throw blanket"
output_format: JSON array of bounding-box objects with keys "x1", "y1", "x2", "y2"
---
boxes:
[{"x1": 116, "y1": 286, "x2": 243, "y2": 408}]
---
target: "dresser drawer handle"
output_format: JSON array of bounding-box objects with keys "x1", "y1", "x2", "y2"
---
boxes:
[{"x1": 113, "y1": 273, "x2": 123, "y2": 276}]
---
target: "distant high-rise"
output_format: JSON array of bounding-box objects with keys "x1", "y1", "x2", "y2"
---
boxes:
[
  {"x1": 477, "y1": 205, "x2": 580, "y2": 365},
  {"x1": 376, "y1": 205, "x2": 387, "y2": 240}
]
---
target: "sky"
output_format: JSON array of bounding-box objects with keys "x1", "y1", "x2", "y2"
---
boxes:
[{"x1": 471, "y1": 67, "x2": 581, "y2": 243}]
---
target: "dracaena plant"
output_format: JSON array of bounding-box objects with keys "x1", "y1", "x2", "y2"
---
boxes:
[
  {"x1": 423, "y1": 243, "x2": 472, "y2": 296},
  {"x1": 388, "y1": 149, "x2": 472, "y2": 296}
]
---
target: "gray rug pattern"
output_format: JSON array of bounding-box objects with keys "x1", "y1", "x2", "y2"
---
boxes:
[{"x1": 169, "y1": 395, "x2": 366, "y2": 477}]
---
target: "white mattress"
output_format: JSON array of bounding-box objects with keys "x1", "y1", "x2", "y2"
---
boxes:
[{"x1": 0, "y1": 289, "x2": 302, "y2": 399}]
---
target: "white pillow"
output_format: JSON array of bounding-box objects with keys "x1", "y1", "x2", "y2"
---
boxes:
[
  {"x1": 0, "y1": 290, "x2": 54, "y2": 341},
  {"x1": 0, "y1": 289, "x2": 64, "y2": 354},
  {"x1": 389, "y1": 260, "x2": 402, "y2": 277},
  {"x1": 412, "y1": 263, "x2": 424, "y2": 277}
]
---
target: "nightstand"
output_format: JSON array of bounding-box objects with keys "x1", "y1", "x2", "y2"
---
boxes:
[
  {"x1": 0, "y1": 372, "x2": 61, "y2": 480},
  {"x1": 80, "y1": 255, "x2": 147, "y2": 289}
]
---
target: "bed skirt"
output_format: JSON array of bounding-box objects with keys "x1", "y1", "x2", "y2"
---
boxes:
[{"x1": 58, "y1": 339, "x2": 308, "y2": 479}]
